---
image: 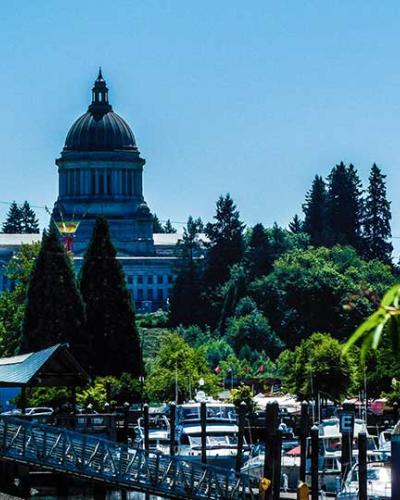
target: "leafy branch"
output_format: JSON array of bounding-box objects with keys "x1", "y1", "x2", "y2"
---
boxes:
[{"x1": 343, "y1": 284, "x2": 400, "y2": 359}]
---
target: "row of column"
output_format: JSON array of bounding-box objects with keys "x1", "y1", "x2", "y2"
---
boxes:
[{"x1": 60, "y1": 168, "x2": 142, "y2": 197}]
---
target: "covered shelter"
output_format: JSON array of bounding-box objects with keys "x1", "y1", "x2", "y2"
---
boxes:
[{"x1": 0, "y1": 343, "x2": 89, "y2": 411}]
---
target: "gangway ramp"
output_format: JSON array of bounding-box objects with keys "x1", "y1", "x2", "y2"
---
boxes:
[{"x1": 0, "y1": 416, "x2": 258, "y2": 499}]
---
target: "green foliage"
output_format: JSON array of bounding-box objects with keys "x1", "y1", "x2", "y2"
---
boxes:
[
  {"x1": 344, "y1": 284, "x2": 400, "y2": 359},
  {"x1": 204, "y1": 194, "x2": 245, "y2": 289},
  {"x1": 136, "y1": 311, "x2": 168, "y2": 328},
  {"x1": 227, "y1": 384, "x2": 257, "y2": 416},
  {"x1": 163, "y1": 219, "x2": 177, "y2": 233},
  {"x1": 226, "y1": 310, "x2": 283, "y2": 359},
  {"x1": 302, "y1": 175, "x2": 328, "y2": 246},
  {"x1": 243, "y1": 223, "x2": 271, "y2": 279},
  {"x1": 218, "y1": 264, "x2": 247, "y2": 334},
  {"x1": 145, "y1": 333, "x2": 219, "y2": 402},
  {"x1": 152, "y1": 213, "x2": 164, "y2": 233},
  {"x1": 326, "y1": 162, "x2": 363, "y2": 250},
  {"x1": 2, "y1": 201, "x2": 39, "y2": 234},
  {"x1": 80, "y1": 217, "x2": 141, "y2": 377},
  {"x1": 383, "y1": 378, "x2": 400, "y2": 405},
  {"x1": 251, "y1": 245, "x2": 394, "y2": 348},
  {"x1": 362, "y1": 164, "x2": 393, "y2": 263},
  {"x1": 0, "y1": 242, "x2": 41, "y2": 357},
  {"x1": 19, "y1": 226, "x2": 87, "y2": 364},
  {"x1": 288, "y1": 214, "x2": 303, "y2": 234},
  {"x1": 204, "y1": 338, "x2": 235, "y2": 368},
  {"x1": 283, "y1": 332, "x2": 355, "y2": 402},
  {"x1": 76, "y1": 374, "x2": 141, "y2": 411},
  {"x1": 2, "y1": 201, "x2": 22, "y2": 233},
  {"x1": 234, "y1": 297, "x2": 258, "y2": 317},
  {"x1": 169, "y1": 216, "x2": 205, "y2": 327},
  {"x1": 25, "y1": 387, "x2": 71, "y2": 408}
]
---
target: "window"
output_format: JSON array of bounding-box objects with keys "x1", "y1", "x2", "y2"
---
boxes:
[
  {"x1": 99, "y1": 173, "x2": 104, "y2": 195},
  {"x1": 148, "y1": 275, "x2": 153, "y2": 285},
  {"x1": 127, "y1": 276, "x2": 133, "y2": 285},
  {"x1": 127, "y1": 171, "x2": 133, "y2": 196},
  {"x1": 137, "y1": 289, "x2": 143, "y2": 300},
  {"x1": 157, "y1": 289, "x2": 163, "y2": 301},
  {"x1": 137, "y1": 275, "x2": 143, "y2": 285},
  {"x1": 147, "y1": 289, "x2": 153, "y2": 300},
  {"x1": 157, "y1": 275, "x2": 163, "y2": 284},
  {"x1": 91, "y1": 170, "x2": 96, "y2": 195},
  {"x1": 106, "y1": 172, "x2": 111, "y2": 195}
]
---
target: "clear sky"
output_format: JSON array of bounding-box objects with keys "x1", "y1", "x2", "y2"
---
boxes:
[{"x1": 1, "y1": 1, "x2": 400, "y2": 255}]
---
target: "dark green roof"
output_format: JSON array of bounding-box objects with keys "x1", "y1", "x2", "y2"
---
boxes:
[{"x1": 0, "y1": 344, "x2": 88, "y2": 387}]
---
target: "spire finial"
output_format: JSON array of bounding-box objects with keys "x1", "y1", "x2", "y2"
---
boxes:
[{"x1": 89, "y1": 68, "x2": 111, "y2": 117}]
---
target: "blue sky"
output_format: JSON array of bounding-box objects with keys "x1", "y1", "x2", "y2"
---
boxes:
[{"x1": 1, "y1": 1, "x2": 400, "y2": 255}]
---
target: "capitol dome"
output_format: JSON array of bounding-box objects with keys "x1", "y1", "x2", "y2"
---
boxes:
[{"x1": 63, "y1": 70, "x2": 137, "y2": 152}]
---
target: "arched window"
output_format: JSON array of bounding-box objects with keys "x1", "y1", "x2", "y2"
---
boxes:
[
  {"x1": 91, "y1": 170, "x2": 96, "y2": 195},
  {"x1": 99, "y1": 172, "x2": 104, "y2": 195}
]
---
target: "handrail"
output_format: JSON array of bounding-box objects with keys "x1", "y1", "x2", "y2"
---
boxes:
[{"x1": 0, "y1": 416, "x2": 257, "y2": 499}]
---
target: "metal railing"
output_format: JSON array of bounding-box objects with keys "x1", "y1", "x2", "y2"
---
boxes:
[{"x1": 0, "y1": 416, "x2": 258, "y2": 499}]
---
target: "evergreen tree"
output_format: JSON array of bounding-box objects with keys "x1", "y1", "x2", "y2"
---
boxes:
[
  {"x1": 152, "y1": 213, "x2": 165, "y2": 233},
  {"x1": 163, "y1": 219, "x2": 177, "y2": 233},
  {"x1": 288, "y1": 214, "x2": 303, "y2": 233},
  {"x1": 204, "y1": 194, "x2": 245, "y2": 288},
  {"x1": 20, "y1": 201, "x2": 39, "y2": 233},
  {"x1": 362, "y1": 164, "x2": 393, "y2": 263},
  {"x1": 2, "y1": 201, "x2": 22, "y2": 233},
  {"x1": 80, "y1": 217, "x2": 141, "y2": 377},
  {"x1": 169, "y1": 216, "x2": 204, "y2": 326},
  {"x1": 302, "y1": 175, "x2": 327, "y2": 245},
  {"x1": 326, "y1": 162, "x2": 363, "y2": 249},
  {"x1": 218, "y1": 264, "x2": 247, "y2": 334},
  {"x1": 243, "y1": 223, "x2": 271, "y2": 279},
  {"x1": 19, "y1": 224, "x2": 87, "y2": 364}
]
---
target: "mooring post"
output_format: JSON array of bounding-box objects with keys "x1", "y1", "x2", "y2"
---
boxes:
[
  {"x1": 200, "y1": 401, "x2": 207, "y2": 464},
  {"x1": 123, "y1": 401, "x2": 129, "y2": 442},
  {"x1": 392, "y1": 424, "x2": 400, "y2": 500},
  {"x1": 340, "y1": 401, "x2": 355, "y2": 482},
  {"x1": 169, "y1": 402, "x2": 176, "y2": 456},
  {"x1": 144, "y1": 403, "x2": 150, "y2": 451},
  {"x1": 393, "y1": 401, "x2": 399, "y2": 425},
  {"x1": 299, "y1": 401, "x2": 309, "y2": 483},
  {"x1": 235, "y1": 401, "x2": 246, "y2": 473},
  {"x1": 263, "y1": 401, "x2": 279, "y2": 500},
  {"x1": 310, "y1": 424, "x2": 319, "y2": 500},
  {"x1": 272, "y1": 428, "x2": 283, "y2": 500},
  {"x1": 358, "y1": 431, "x2": 367, "y2": 500}
]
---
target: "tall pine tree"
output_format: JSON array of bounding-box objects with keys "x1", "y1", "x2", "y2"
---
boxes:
[
  {"x1": 20, "y1": 201, "x2": 39, "y2": 233},
  {"x1": 2, "y1": 202, "x2": 22, "y2": 233},
  {"x1": 169, "y1": 216, "x2": 204, "y2": 326},
  {"x1": 80, "y1": 217, "x2": 141, "y2": 377},
  {"x1": 204, "y1": 194, "x2": 245, "y2": 289},
  {"x1": 243, "y1": 223, "x2": 271, "y2": 279},
  {"x1": 362, "y1": 164, "x2": 392, "y2": 263},
  {"x1": 288, "y1": 214, "x2": 303, "y2": 234},
  {"x1": 152, "y1": 214, "x2": 165, "y2": 233},
  {"x1": 19, "y1": 224, "x2": 87, "y2": 364},
  {"x1": 326, "y1": 162, "x2": 363, "y2": 250},
  {"x1": 302, "y1": 175, "x2": 327, "y2": 246},
  {"x1": 163, "y1": 219, "x2": 177, "y2": 233}
]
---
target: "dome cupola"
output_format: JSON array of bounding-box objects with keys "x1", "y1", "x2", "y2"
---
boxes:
[{"x1": 63, "y1": 69, "x2": 137, "y2": 152}]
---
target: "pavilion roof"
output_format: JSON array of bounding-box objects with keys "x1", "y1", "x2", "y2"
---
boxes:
[{"x1": 0, "y1": 344, "x2": 88, "y2": 387}]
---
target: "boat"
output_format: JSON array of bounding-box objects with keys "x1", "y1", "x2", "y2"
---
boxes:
[
  {"x1": 337, "y1": 461, "x2": 391, "y2": 499},
  {"x1": 168, "y1": 402, "x2": 249, "y2": 467},
  {"x1": 242, "y1": 417, "x2": 381, "y2": 494}
]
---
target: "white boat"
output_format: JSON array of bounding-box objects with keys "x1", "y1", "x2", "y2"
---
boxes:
[
  {"x1": 337, "y1": 461, "x2": 391, "y2": 499},
  {"x1": 172, "y1": 402, "x2": 249, "y2": 467}
]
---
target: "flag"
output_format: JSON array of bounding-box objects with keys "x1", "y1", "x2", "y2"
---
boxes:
[
  {"x1": 214, "y1": 365, "x2": 221, "y2": 374},
  {"x1": 257, "y1": 364, "x2": 265, "y2": 373}
]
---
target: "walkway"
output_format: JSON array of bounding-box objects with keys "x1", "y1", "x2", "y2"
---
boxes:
[{"x1": 0, "y1": 416, "x2": 258, "y2": 499}]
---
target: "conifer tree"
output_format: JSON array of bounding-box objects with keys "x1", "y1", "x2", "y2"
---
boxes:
[
  {"x1": 302, "y1": 175, "x2": 327, "y2": 246},
  {"x1": 288, "y1": 214, "x2": 303, "y2": 234},
  {"x1": 362, "y1": 164, "x2": 393, "y2": 263},
  {"x1": 2, "y1": 202, "x2": 22, "y2": 233},
  {"x1": 80, "y1": 217, "x2": 140, "y2": 377},
  {"x1": 204, "y1": 194, "x2": 245, "y2": 288},
  {"x1": 243, "y1": 223, "x2": 271, "y2": 279},
  {"x1": 326, "y1": 162, "x2": 363, "y2": 250},
  {"x1": 169, "y1": 216, "x2": 204, "y2": 326},
  {"x1": 163, "y1": 219, "x2": 177, "y2": 233},
  {"x1": 19, "y1": 224, "x2": 87, "y2": 364},
  {"x1": 152, "y1": 213, "x2": 164, "y2": 233},
  {"x1": 20, "y1": 201, "x2": 40, "y2": 233}
]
